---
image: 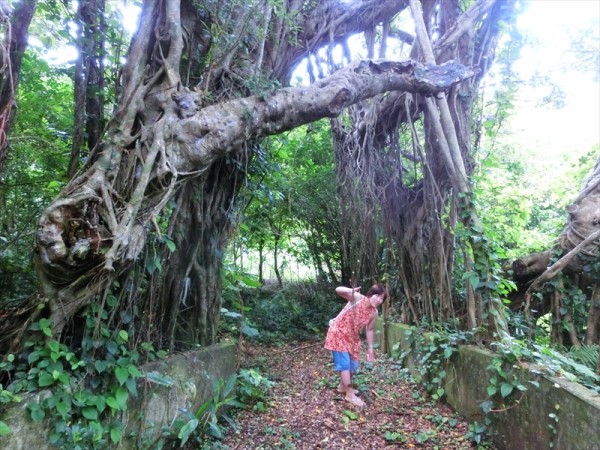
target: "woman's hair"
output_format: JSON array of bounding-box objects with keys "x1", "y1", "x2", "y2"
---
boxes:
[{"x1": 366, "y1": 284, "x2": 387, "y2": 300}]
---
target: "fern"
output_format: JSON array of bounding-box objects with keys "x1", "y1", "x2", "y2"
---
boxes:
[{"x1": 567, "y1": 344, "x2": 599, "y2": 372}]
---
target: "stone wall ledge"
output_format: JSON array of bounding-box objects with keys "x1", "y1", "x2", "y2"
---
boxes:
[
  {"x1": 0, "y1": 341, "x2": 237, "y2": 450},
  {"x1": 376, "y1": 319, "x2": 600, "y2": 450}
]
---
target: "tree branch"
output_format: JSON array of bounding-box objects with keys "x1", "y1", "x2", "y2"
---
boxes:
[
  {"x1": 172, "y1": 59, "x2": 476, "y2": 172},
  {"x1": 523, "y1": 229, "x2": 600, "y2": 315}
]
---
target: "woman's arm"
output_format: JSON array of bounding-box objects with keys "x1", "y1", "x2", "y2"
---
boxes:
[
  {"x1": 335, "y1": 286, "x2": 362, "y2": 302},
  {"x1": 365, "y1": 315, "x2": 376, "y2": 362}
]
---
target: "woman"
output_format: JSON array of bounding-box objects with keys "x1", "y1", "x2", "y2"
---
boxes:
[{"x1": 324, "y1": 284, "x2": 387, "y2": 407}]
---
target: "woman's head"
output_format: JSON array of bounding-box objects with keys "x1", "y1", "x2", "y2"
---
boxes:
[{"x1": 366, "y1": 284, "x2": 387, "y2": 307}]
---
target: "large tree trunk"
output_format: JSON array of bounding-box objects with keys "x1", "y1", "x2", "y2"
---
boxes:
[
  {"x1": 30, "y1": 0, "x2": 476, "y2": 346},
  {"x1": 332, "y1": 0, "x2": 515, "y2": 336},
  {"x1": 158, "y1": 156, "x2": 246, "y2": 349}
]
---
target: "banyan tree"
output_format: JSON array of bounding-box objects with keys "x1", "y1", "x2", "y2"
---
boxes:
[{"x1": 12, "y1": 0, "x2": 597, "y2": 356}]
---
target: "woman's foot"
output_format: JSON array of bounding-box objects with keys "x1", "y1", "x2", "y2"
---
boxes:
[{"x1": 345, "y1": 393, "x2": 366, "y2": 407}]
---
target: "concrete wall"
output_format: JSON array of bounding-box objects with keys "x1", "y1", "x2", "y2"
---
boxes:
[
  {"x1": 376, "y1": 320, "x2": 600, "y2": 450},
  {"x1": 0, "y1": 342, "x2": 237, "y2": 450}
]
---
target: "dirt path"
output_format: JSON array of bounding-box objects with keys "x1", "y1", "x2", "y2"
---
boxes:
[{"x1": 221, "y1": 340, "x2": 492, "y2": 449}]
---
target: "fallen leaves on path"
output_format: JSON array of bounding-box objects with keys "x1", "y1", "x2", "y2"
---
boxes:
[{"x1": 220, "y1": 339, "x2": 494, "y2": 449}]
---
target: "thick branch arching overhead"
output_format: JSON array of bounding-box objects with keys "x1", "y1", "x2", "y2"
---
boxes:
[{"x1": 172, "y1": 60, "x2": 475, "y2": 171}]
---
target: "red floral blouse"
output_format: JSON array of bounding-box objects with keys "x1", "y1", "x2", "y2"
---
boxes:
[{"x1": 324, "y1": 297, "x2": 377, "y2": 360}]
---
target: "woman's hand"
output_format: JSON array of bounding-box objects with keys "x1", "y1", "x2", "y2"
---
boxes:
[
  {"x1": 335, "y1": 286, "x2": 363, "y2": 302},
  {"x1": 367, "y1": 346, "x2": 374, "y2": 362}
]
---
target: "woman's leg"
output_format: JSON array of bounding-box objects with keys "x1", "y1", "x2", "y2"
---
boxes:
[
  {"x1": 338, "y1": 369, "x2": 352, "y2": 392},
  {"x1": 332, "y1": 353, "x2": 364, "y2": 406},
  {"x1": 341, "y1": 371, "x2": 364, "y2": 406},
  {"x1": 337, "y1": 366, "x2": 358, "y2": 394}
]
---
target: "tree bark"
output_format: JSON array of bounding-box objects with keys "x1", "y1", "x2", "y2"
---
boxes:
[
  {"x1": 586, "y1": 286, "x2": 599, "y2": 345},
  {"x1": 0, "y1": 0, "x2": 38, "y2": 170},
  {"x1": 331, "y1": 0, "x2": 514, "y2": 336},
  {"x1": 159, "y1": 158, "x2": 243, "y2": 348},
  {"x1": 68, "y1": 0, "x2": 106, "y2": 179}
]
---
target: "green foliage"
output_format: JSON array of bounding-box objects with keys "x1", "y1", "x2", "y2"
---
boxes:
[
  {"x1": 224, "y1": 283, "x2": 340, "y2": 344},
  {"x1": 481, "y1": 356, "x2": 527, "y2": 414},
  {"x1": 529, "y1": 258, "x2": 598, "y2": 349},
  {"x1": 176, "y1": 367, "x2": 274, "y2": 447},
  {"x1": 384, "y1": 430, "x2": 405, "y2": 442},
  {"x1": 0, "y1": 378, "x2": 21, "y2": 437},
  {"x1": 0, "y1": 272, "x2": 185, "y2": 450},
  {"x1": 551, "y1": 278, "x2": 590, "y2": 343},
  {"x1": 548, "y1": 405, "x2": 560, "y2": 448},
  {"x1": 566, "y1": 344, "x2": 599, "y2": 372},
  {"x1": 268, "y1": 0, "x2": 302, "y2": 46},
  {"x1": 472, "y1": 152, "x2": 555, "y2": 257},
  {"x1": 389, "y1": 326, "x2": 598, "y2": 445},
  {"x1": 529, "y1": 343, "x2": 600, "y2": 392},
  {"x1": 236, "y1": 368, "x2": 274, "y2": 411},
  {"x1": 176, "y1": 374, "x2": 243, "y2": 446},
  {"x1": 453, "y1": 191, "x2": 515, "y2": 335},
  {"x1": 261, "y1": 424, "x2": 299, "y2": 449},
  {"x1": 0, "y1": 315, "x2": 145, "y2": 449},
  {"x1": 341, "y1": 409, "x2": 358, "y2": 424},
  {"x1": 465, "y1": 421, "x2": 488, "y2": 445},
  {"x1": 1, "y1": 53, "x2": 73, "y2": 302},
  {"x1": 392, "y1": 327, "x2": 475, "y2": 401},
  {"x1": 479, "y1": 336, "x2": 600, "y2": 427},
  {"x1": 235, "y1": 121, "x2": 341, "y2": 284},
  {"x1": 475, "y1": 22, "x2": 597, "y2": 262},
  {"x1": 474, "y1": 146, "x2": 598, "y2": 264},
  {"x1": 219, "y1": 265, "x2": 261, "y2": 339},
  {"x1": 0, "y1": 294, "x2": 274, "y2": 449},
  {"x1": 28, "y1": 0, "x2": 135, "y2": 107},
  {"x1": 246, "y1": 75, "x2": 282, "y2": 99}
]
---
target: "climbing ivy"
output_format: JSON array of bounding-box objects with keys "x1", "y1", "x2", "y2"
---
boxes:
[
  {"x1": 0, "y1": 311, "x2": 145, "y2": 448},
  {"x1": 0, "y1": 287, "x2": 277, "y2": 449},
  {"x1": 392, "y1": 326, "x2": 475, "y2": 401}
]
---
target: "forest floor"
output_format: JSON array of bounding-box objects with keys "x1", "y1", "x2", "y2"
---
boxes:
[{"x1": 219, "y1": 339, "x2": 496, "y2": 449}]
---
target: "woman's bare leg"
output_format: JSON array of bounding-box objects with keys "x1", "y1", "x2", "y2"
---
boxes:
[{"x1": 338, "y1": 370, "x2": 364, "y2": 406}]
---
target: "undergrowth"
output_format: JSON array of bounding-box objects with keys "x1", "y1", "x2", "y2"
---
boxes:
[
  {"x1": 220, "y1": 282, "x2": 339, "y2": 344},
  {"x1": 1, "y1": 281, "x2": 597, "y2": 448},
  {"x1": 0, "y1": 301, "x2": 275, "y2": 450}
]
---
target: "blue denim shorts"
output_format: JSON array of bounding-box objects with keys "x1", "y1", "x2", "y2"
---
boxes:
[{"x1": 332, "y1": 351, "x2": 359, "y2": 373}]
